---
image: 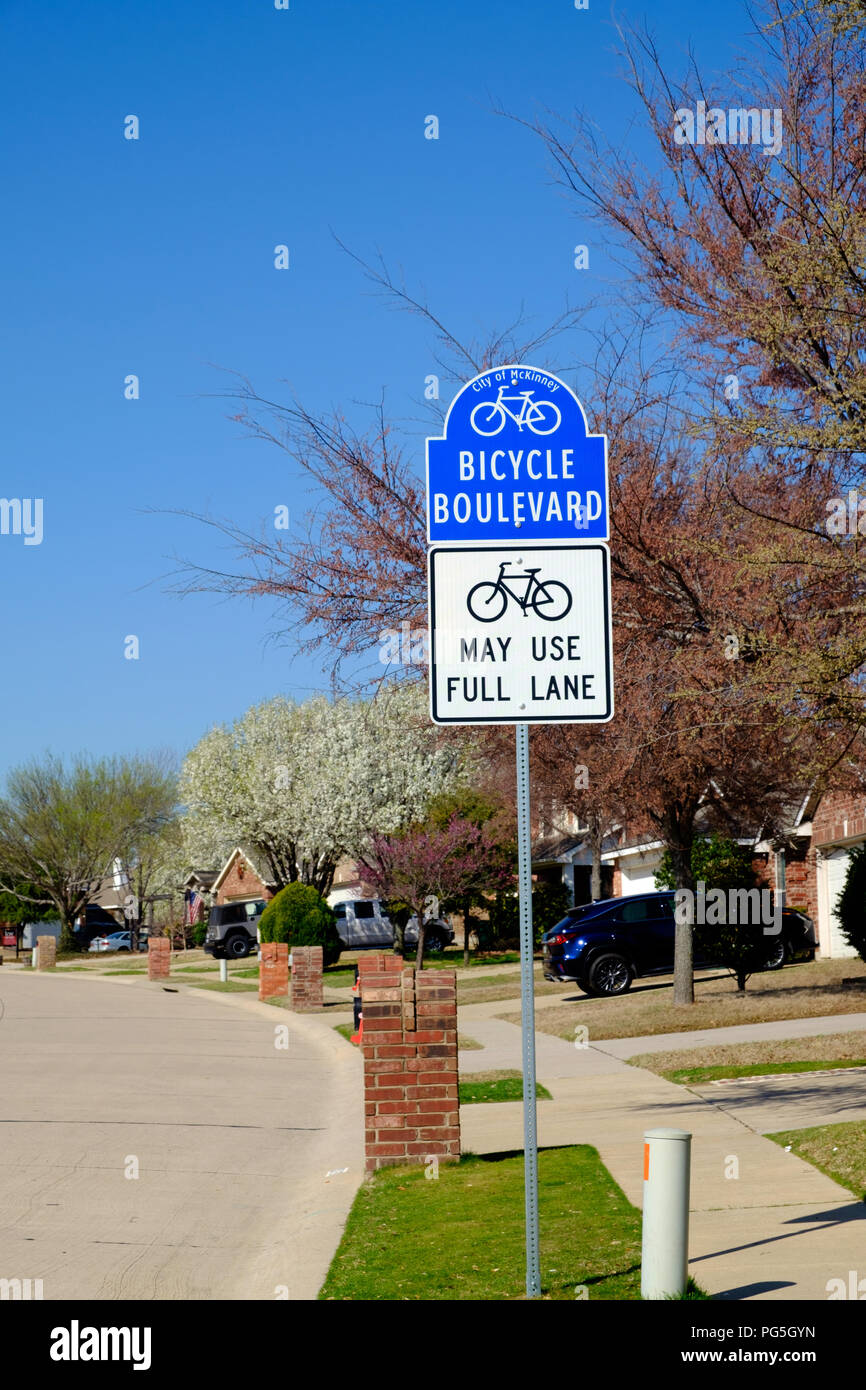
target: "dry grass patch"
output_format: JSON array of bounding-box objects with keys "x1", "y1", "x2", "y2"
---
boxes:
[
  {"x1": 498, "y1": 959, "x2": 866, "y2": 1042},
  {"x1": 629, "y1": 1031, "x2": 866, "y2": 1078}
]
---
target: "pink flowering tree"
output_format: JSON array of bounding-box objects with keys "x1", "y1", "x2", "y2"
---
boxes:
[{"x1": 359, "y1": 815, "x2": 514, "y2": 970}]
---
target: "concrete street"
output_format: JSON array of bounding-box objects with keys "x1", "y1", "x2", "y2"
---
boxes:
[{"x1": 0, "y1": 971, "x2": 362, "y2": 1300}]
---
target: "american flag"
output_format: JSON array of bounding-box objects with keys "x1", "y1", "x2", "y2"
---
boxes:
[{"x1": 185, "y1": 890, "x2": 205, "y2": 925}]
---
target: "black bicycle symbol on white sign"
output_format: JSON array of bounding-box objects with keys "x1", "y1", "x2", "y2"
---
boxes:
[{"x1": 466, "y1": 563, "x2": 572, "y2": 623}]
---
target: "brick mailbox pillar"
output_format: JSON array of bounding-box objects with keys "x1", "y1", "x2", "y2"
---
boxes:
[
  {"x1": 359, "y1": 953, "x2": 460, "y2": 1173},
  {"x1": 259, "y1": 941, "x2": 289, "y2": 1001},
  {"x1": 290, "y1": 945, "x2": 323, "y2": 1011},
  {"x1": 36, "y1": 936, "x2": 57, "y2": 970},
  {"x1": 147, "y1": 937, "x2": 171, "y2": 981}
]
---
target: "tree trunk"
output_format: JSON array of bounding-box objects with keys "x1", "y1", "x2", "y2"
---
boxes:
[
  {"x1": 59, "y1": 913, "x2": 78, "y2": 954},
  {"x1": 463, "y1": 897, "x2": 472, "y2": 967},
  {"x1": 736, "y1": 968, "x2": 747, "y2": 992},
  {"x1": 414, "y1": 910, "x2": 427, "y2": 972},
  {"x1": 668, "y1": 833, "x2": 696, "y2": 1006},
  {"x1": 590, "y1": 828, "x2": 603, "y2": 901}
]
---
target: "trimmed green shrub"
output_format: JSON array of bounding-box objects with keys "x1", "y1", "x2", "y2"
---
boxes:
[
  {"x1": 193, "y1": 923, "x2": 207, "y2": 947},
  {"x1": 259, "y1": 883, "x2": 342, "y2": 967},
  {"x1": 836, "y1": 843, "x2": 866, "y2": 963}
]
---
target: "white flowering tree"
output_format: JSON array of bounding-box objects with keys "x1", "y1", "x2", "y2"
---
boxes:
[{"x1": 180, "y1": 685, "x2": 463, "y2": 896}]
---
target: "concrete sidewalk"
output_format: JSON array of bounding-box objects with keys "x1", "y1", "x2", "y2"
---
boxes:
[{"x1": 458, "y1": 1006, "x2": 866, "y2": 1300}]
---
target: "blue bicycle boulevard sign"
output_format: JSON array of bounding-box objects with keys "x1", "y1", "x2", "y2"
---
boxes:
[{"x1": 426, "y1": 365, "x2": 609, "y2": 545}]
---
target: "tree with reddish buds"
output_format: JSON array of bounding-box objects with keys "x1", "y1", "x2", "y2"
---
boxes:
[{"x1": 358, "y1": 814, "x2": 514, "y2": 970}]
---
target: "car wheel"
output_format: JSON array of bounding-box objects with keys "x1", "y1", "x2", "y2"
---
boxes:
[
  {"x1": 423, "y1": 930, "x2": 447, "y2": 955},
  {"x1": 224, "y1": 934, "x2": 251, "y2": 960},
  {"x1": 762, "y1": 939, "x2": 787, "y2": 970},
  {"x1": 586, "y1": 953, "x2": 633, "y2": 997}
]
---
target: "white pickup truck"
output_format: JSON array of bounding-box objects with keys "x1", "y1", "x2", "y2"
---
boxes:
[{"x1": 330, "y1": 898, "x2": 453, "y2": 954}]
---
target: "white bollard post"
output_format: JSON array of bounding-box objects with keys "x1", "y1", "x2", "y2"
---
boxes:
[
  {"x1": 219, "y1": 958, "x2": 227, "y2": 983},
  {"x1": 31, "y1": 947, "x2": 37, "y2": 969},
  {"x1": 641, "y1": 1127, "x2": 691, "y2": 1300}
]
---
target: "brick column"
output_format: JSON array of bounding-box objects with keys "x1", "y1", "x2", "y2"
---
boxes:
[
  {"x1": 359, "y1": 953, "x2": 459, "y2": 1172},
  {"x1": 36, "y1": 936, "x2": 57, "y2": 970},
  {"x1": 259, "y1": 941, "x2": 289, "y2": 1001},
  {"x1": 290, "y1": 945, "x2": 323, "y2": 1011},
  {"x1": 147, "y1": 937, "x2": 171, "y2": 981}
]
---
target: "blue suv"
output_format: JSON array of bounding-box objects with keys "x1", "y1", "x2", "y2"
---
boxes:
[{"x1": 541, "y1": 891, "x2": 816, "y2": 997}]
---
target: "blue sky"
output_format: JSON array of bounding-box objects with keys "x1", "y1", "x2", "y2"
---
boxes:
[{"x1": 0, "y1": 0, "x2": 754, "y2": 778}]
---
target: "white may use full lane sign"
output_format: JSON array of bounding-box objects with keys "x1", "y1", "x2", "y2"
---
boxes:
[{"x1": 428, "y1": 544, "x2": 613, "y2": 725}]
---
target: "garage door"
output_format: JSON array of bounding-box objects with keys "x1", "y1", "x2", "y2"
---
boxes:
[
  {"x1": 620, "y1": 855, "x2": 661, "y2": 896},
  {"x1": 824, "y1": 850, "x2": 858, "y2": 958}
]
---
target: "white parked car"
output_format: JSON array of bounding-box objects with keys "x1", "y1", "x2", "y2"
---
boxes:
[{"x1": 88, "y1": 930, "x2": 147, "y2": 954}]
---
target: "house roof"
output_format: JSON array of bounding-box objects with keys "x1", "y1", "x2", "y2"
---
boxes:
[
  {"x1": 212, "y1": 846, "x2": 277, "y2": 894},
  {"x1": 532, "y1": 831, "x2": 589, "y2": 863},
  {"x1": 183, "y1": 869, "x2": 219, "y2": 891}
]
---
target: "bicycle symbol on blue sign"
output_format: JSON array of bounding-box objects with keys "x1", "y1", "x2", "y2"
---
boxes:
[{"x1": 469, "y1": 387, "x2": 562, "y2": 437}]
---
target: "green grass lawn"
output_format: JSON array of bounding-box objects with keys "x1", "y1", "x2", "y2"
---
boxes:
[
  {"x1": 188, "y1": 979, "x2": 258, "y2": 993},
  {"x1": 331, "y1": 951, "x2": 521, "y2": 982},
  {"x1": 423, "y1": 951, "x2": 522, "y2": 969},
  {"x1": 319, "y1": 1145, "x2": 643, "y2": 1300},
  {"x1": 768, "y1": 1120, "x2": 866, "y2": 1199},
  {"x1": 323, "y1": 969, "x2": 356, "y2": 989},
  {"x1": 334, "y1": 1023, "x2": 355, "y2": 1043},
  {"x1": 659, "y1": 1058, "x2": 866, "y2": 1085},
  {"x1": 459, "y1": 1070, "x2": 552, "y2": 1104}
]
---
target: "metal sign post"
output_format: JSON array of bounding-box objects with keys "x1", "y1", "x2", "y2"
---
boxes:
[
  {"x1": 516, "y1": 721, "x2": 541, "y2": 1298},
  {"x1": 425, "y1": 365, "x2": 613, "y2": 1304}
]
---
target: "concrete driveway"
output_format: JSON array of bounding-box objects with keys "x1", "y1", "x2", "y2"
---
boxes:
[{"x1": 0, "y1": 971, "x2": 363, "y2": 1300}]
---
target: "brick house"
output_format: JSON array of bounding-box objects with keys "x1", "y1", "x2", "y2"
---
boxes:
[
  {"x1": 807, "y1": 791, "x2": 864, "y2": 959},
  {"x1": 533, "y1": 789, "x2": 862, "y2": 960},
  {"x1": 212, "y1": 848, "x2": 377, "y2": 910},
  {"x1": 327, "y1": 854, "x2": 381, "y2": 905},
  {"x1": 212, "y1": 848, "x2": 277, "y2": 905}
]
